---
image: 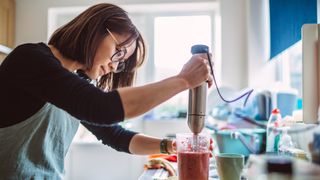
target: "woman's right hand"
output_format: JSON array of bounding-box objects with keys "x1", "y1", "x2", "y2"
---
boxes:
[{"x1": 177, "y1": 54, "x2": 213, "y2": 89}]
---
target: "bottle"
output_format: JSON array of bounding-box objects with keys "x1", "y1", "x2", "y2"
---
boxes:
[
  {"x1": 278, "y1": 127, "x2": 294, "y2": 155},
  {"x1": 266, "y1": 108, "x2": 282, "y2": 153}
]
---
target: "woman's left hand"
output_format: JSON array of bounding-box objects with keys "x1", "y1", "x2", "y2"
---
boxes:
[{"x1": 171, "y1": 138, "x2": 214, "y2": 158}]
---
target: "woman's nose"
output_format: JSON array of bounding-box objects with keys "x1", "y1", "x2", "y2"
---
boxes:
[{"x1": 108, "y1": 61, "x2": 119, "y2": 72}]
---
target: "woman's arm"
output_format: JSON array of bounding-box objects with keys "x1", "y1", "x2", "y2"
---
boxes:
[
  {"x1": 118, "y1": 76, "x2": 186, "y2": 119},
  {"x1": 118, "y1": 54, "x2": 212, "y2": 119},
  {"x1": 128, "y1": 133, "x2": 174, "y2": 155},
  {"x1": 81, "y1": 122, "x2": 138, "y2": 153},
  {"x1": 1, "y1": 44, "x2": 211, "y2": 126}
]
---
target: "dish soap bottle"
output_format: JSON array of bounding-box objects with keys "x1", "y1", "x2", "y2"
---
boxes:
[{"x1": 266, "y1": 108, "x2": 282, "y2": 153}]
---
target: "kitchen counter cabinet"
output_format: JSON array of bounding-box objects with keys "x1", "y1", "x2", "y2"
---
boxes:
[
  {"x1": 0, "y1": 0, "x2": 15, "y2": 62},
  {"x1": 139, "y1": 159, "x2": 219, "y2": 180},
  {"x1": 246, "y1": 154, "x2": 320, "y2": 179},
  {"x1": 0, "y1": 0, "x2": 15, "y2": 48},
  {"x1": 64, "y1": 142, "x2": 147, "y2": 180}
]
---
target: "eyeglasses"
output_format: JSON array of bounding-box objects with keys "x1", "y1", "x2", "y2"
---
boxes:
[{"x1": 106, "y1": 28, "x2": 127, "y2": 73}]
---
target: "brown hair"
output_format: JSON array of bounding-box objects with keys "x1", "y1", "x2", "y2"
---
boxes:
[{"x1": 48, "y1": 3, "x2": 146, "y2": 91}]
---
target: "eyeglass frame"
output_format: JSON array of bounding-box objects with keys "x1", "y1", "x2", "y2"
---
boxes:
[{"x1": 106, "y1": 28, "x2": 127, "y2": 73}]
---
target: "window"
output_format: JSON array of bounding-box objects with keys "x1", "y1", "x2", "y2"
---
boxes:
[
  {"x1": 150, "y1": 15, "x2": 212, "y2": 119},
  {"x1": 128, "y1": 3, "x2": 218, "y2": 120},
  {"x1": 269, "y1": 0, "x2": 317, "y2": 111},
  {"x1": 287, "y1": 42, "x2": 302, "y2": 98},
  {"x1": 277, "y1": 42, "x2": 302, "y2": 98}
]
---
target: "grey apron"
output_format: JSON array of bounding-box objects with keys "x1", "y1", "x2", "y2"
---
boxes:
[{"x1": 0, "y1": 103, "x2": 80, "y2": 179}]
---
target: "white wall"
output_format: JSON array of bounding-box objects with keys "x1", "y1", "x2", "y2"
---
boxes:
[
  {"x1": 247, "y1": 0, "x2": 278, "y2": 88},
  {"x1": 64, "y1": 143, "x2": 146, "y2": 180},
  {"x1": 219, "y1": 0, "x2": 248, "y2": 90},
  {"x1": 219, "y1": 0, "x2": 278, "y2": 90}
]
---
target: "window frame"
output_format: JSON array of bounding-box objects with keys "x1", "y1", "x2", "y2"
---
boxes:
[
  {"x1": 127, "y1": 7, "x2": 218, "y2": 119},
  {"x1": 128, "y1": 8, "x2": 218, "y2": 86}
]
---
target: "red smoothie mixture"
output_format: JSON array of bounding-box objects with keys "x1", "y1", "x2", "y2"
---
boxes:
[{"x1": 178, "y1": 151, "x2": 210, "y2": 180}]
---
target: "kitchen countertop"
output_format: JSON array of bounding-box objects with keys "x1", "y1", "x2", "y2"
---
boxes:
[
  {"x1": 139, "y1": 154, "x2": 320, "y2": 180},
  {"x1": 245, "y1": 154, "x2": 320, "y2": 180},
  {"x1": 139, "y1": 159, "x2": 221, "y2": 180}
]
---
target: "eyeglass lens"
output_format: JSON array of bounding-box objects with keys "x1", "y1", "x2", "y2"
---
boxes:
[
  {"x1": 114, "y1": 61, "x2": 125, "y2": 73},
  {"x1": 111, "y1": 49, "x2": 127, "y2": 73},
  {"x1": 111, "y1": 49, "x2": 126, "y2": 62}
]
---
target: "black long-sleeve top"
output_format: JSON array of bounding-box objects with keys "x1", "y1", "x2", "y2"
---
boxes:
[{"x1": 0, "y1": 42, "x2": 137, "y2": 153}]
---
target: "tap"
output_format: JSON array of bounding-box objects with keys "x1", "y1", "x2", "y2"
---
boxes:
[{"x1": 230, "y1": 131, "x2": 261, "y2": 154}]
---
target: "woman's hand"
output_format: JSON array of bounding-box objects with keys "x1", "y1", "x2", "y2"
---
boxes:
[
  {"x1": 177, "y1": 54, "x2": 214, "y2": 89},
  {"x1": 171, "y1": 138, "x2": 214, "y2": 157}
]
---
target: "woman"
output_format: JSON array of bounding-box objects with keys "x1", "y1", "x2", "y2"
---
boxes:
[{"x1": 0, "y1": 3, "x2": 213, "y2": 179}]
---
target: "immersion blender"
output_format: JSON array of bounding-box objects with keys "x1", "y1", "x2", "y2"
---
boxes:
[
  {"x1": 187, "y1": 45, "x2": 210, "y2": 135},
  {"x1": 187, "y1": 44, "x2": 253, "y2": 135}
]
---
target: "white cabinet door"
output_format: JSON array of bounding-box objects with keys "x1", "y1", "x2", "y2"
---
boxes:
[{"x1": 64, "y1": 143, "x2": 146, "y2": 180}]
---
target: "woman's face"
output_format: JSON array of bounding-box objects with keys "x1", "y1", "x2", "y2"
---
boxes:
[{"x1": 85, "y1": 32, "x2": 137, "y2": 80}]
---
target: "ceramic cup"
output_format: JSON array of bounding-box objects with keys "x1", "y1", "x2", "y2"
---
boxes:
[{"x1": 216, "y1": 153, "x2": 244, "y2": 180}]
